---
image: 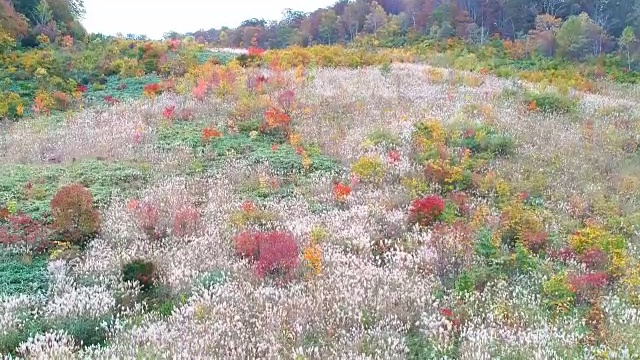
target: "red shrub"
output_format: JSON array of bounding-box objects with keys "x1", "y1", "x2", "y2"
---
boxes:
[
  {"x1": 522, "y1": 230, "x2": 548, "y2": 254},
  {"x1": 579, "y1": 248, "x2": 608, "y2": 271},
  {"x1": 104, "y1": 96, "x2": 119, "y2": 105},
  {"x1": 233, "y1": 230, "x2": 300, "y2": 280},
  {"x1": 551, "y1": 247, "x2": 576, "y2": 263},
  {"x1": 143, "y1": 83, "x2": 161, "y2": 96},
  {"x1": 568, "y1": 272, "x2": 608, "y2": 303},
  {"x1": 52, "y1": 91, "x2": 70, "y2": 111},
  {"x1": 172, "y1": 206, "x2": 200, "y2": 237},
  {"x1": 50, "y1": 184, "x2": 100, "y2": 246},
  {"x1": 0, "y1": 214, "x2": 52, "y2": 254},
  {"x1": 408, "y1": 195, "x2": 445, "y2": 227},
  {"x1": 233, "y1": 231, "x2": 260, "y2": 261},
  {"x1": 256, "y1": 231, "x2": 299, "y2": 280},
  {"x1": 277, "y1": 90, "x2": 295, "y2": 112},
  {"x1": 388, "y1": 150, "x2": 401, "y2": 163},
  {"x1": 448, "y1": 191, "x2": 471, "y2": 216},
  {"x1": 163, "y1": 105, "x2": 175, "y2": 120},
  {"x1": 133, "y1": 201, "x2": 165, "y2": 240},
  {"x1": 333, "y1": 182, "x2": 352, "y2": 202},
  {"x1": 248, "y1": 47, "x2": 265, "y2": 56}
]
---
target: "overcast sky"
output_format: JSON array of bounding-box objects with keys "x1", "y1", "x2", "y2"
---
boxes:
[{"x1": 81, "y1": 0, "x2": 336, "y2": 39}]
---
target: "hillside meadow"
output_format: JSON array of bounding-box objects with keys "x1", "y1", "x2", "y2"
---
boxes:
[{"x1": 1, "y1": 39, "x2": 640, "y2": 359}]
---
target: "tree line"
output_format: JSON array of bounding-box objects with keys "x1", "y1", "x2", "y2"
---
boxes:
[{"x1": 168, "y1": 0, "x2": 640, "y2": 63}]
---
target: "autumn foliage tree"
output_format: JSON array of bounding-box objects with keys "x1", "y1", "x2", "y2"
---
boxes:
[
  {"x1": 0, "y1": 0, "x2": 29, "y2": 38},
  {"x1": 50, "y1": 183, "x2": 100, "y2": 247}
]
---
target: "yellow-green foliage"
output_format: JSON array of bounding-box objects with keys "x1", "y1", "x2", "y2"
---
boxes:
[
  {"x1": 310, "y1": 225, "x2": 329, "y2": 244},
  {"x1": 352, "y1": 156, "x2": 386, "y2": 183},
  {"x1": 542, "y1": 273, "x2": 575, "y2": 313},
  {"x1": 569, "y1": 223, "x2": 627, "y2": 276},
  {"x1": 412, "y1": 119, "x2": 446, "y2": 153},
  {"x1": 0, "y1": 91, "x2": 25, "y2": 118},
  {"x1": 230, "y1": 208, "x2": 280, "y2": 228},
  {"x1": 423, "y1": 67, "x2": 447, "y2": 83},
  {"x1": 453, "y1": 53, "x2": 479, "y2": 71},
  {"x1": 264, "y1": 46, "x2": 390, "y2": 69},
  {"x1": 499, "y1": 197, "x2": 543, "y2": 241},
  {"x1": 400, "y1": 176, "x2": 429, "y2": 198}
]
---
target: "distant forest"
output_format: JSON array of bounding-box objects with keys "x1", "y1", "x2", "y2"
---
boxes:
[{"x1": 169, "y1": 0, "x2": 640, "y2": 60}]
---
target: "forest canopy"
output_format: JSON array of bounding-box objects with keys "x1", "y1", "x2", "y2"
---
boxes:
[{"x1": 0, "y1": 0, "x2": 86, "y2": 43}]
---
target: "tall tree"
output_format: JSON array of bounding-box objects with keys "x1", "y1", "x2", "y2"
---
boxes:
[
  {"x1": 620, "y1": 26, "x2": 638, "y2": 70},
  {"x1": 365, "y1": 1, "x2": 388, "y2": 33},
  {"x1": 319, "y1": 9, "x2": 339, "y2": 44}
]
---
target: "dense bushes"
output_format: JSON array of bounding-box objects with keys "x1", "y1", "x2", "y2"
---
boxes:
[
  {"x1": 0, "y1": 213, "x2": 51, "y2": 254},
  {"x1": 50, "y1": 184, "x2": 100, "y2": 247}
]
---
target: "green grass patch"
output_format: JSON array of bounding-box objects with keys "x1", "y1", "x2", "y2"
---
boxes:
[
  {"x1": 0, "y1": 160, "x2": 150, "y2": 221},
  {"x1": 155, "y1": 121, "x2": 340, "y2": 175},
  {"x1": 83, "y1": 74, "x2": 161, "y2": 104},
  {"x1": 0, "y1": 251, "x2": 49, "y2": 296}
]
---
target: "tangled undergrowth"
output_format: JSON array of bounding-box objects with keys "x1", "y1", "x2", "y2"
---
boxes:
[{"x1": 0, "y1": 46, "x2": 639, "y2": 359}]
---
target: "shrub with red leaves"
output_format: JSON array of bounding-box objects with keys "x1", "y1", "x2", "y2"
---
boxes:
[
  {"x1": 143, "y1": 83, "x2": 161, "y2": 96},
  {"x1": 552, "y1": 247, "x2": 576, "y2": 263},
  {"x1": 0, "y1": 214, "x2": 52, "y2": 254},
  {"x1": 50, "y1": 184, "x2": 100, "y2": 246},
  {"x1": 172, "y1": 206, "x2": 200, "y2": 237},
  {"x1": 133, "y1": 201, "x2": 166, "y2": 240},
  {"x1": 163, "y1": 105, "x2": 176, "y2": 120},
  {"x1": 104, "y1": 96, "x2": 119, "y2": 105},
  {"x1": 248, "y1": 47, "x2": 265, "y2": 56},
  {"x1": 579, "y1": 248, "x2": 608, "y2": 271},
  {"x1": 448, "y1": 191, "x2": 471, "y2": 216},
  {"x1": 408, "y1": 194, "x2": 445, "y2": 227},
  {"x1": 256, "y1": 231, "x2": 299, "y2": 280},
  {"x1": 233, "y1": 231, "x2": 260, "y2": 261},
  {"x1": 568, "y1": 272, "x2": 608, "y2": 303},
  {"x1": 522, "y1": 230, "x2": 548, "y2": 254},
  {"x1": 233, "y1": 230, "x2": 299, "y2": 281},
  {"x1": 277, "y1": 90, "x2": 295, "y2": 112}
]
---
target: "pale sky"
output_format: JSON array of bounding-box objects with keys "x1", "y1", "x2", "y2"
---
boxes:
[{"x1": 82, "y1": 0, "x2": 337, "y2": 39}]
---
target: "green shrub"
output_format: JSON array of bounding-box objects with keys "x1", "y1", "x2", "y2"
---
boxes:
[
  {"x1": 542, "y1": 273, "x2": 575, "y2": 313},
  {"x1": 53, "y1": 315, "x2": 112, "y2": 348},
  {"x1": 365, "y1": 129, "x2": 400, "y2": 148},
  {"x1": 194, "y1": 270, "x2": 228, "y2": 290},
  {"x1": 122, "y1": 259, "x2": 156, "y2": 291},
  {"x1": 0, "y1": 317, "x2": 46, "y2": 355},
  {"x1": 525, "y1": 91, "x2": 578, "y2": 114}
]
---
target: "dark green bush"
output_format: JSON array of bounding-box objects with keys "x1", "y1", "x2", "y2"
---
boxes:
[
  {"x1": 525, "y1": 91, "x2": 578, "y2": 114},
  {"x1": 122, "y1": 259, "x2": 156, "y2": 291}
]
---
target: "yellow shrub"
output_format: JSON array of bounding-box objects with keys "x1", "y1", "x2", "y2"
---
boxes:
[
  {"x1": 412, "y1": 119, "x2": 446, "y2": 152},
  {"x1": 352, "y1": 156, "x2": 386, "y2": 183},
  {"x1": 0, "y1": 92, "x2": 24, "y2": 118},
  {"x1": 423, "y1": 67, "x2": 447, "y2": 83},
  {"x1": 400, "y1": 176, "x2": 429, "y2": 198},
  {"x1": 499, "y1": 197, "x2": 543, "y2": 241},
  {"x1": 568, "y1": 223, "x2": 627, "y2": 276}
]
